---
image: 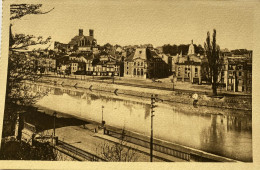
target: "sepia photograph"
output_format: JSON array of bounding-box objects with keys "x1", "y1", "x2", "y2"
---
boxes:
[{"x1": 0, "y1": 0, "x2": 259, "y2": 169}]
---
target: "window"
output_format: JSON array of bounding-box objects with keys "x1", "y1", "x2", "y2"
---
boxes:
[
  {"x1": 134, "y1": 62, "x2": 136, "y2": 66},
  {"x1": 141, "y1": 62, "x2": 143, "y2": 66},
  {"x1": 134, "y1": 69, "x2": 136, "y2": 75},
  {"x1": 195, "y1": 68, "x2": 198, "y2": 73},
  {"x1": 127, "y1": 71, "x2": 128, "y2": 75},
  {"x1": 239, "y1": 72, "x2": 242, "y2": 76},
  {"x1": 138, "y1": 62, "x2": 140, "y2": 66},
  {"x1": 127, "y1": 62, "x2": 128, "y2": 65},
  {"x1": 141, "y1": 69, "x2": 143, "y2": 75}
]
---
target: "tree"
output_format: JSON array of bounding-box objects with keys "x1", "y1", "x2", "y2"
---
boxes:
[
  {"x1": 10, "y1": 4, "x2": 54, "y2": 21},
  {"x1": 3, "y1": 4, "x2": 54, "y2": 138},
  {"x1": 99, "y1": 129, "x2": 139, "y2": 162},
  {"x1": 204, "y1": 29, "x2": 222, "y2": 96},
  {"x1": 1, "y1": 4, "x2": 57, "y2": 160}
]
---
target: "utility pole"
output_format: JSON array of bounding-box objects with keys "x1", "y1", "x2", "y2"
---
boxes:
[
  {"x1": 150, "y1": 94, "x2": 163, "y2": 162},
  {"x1": 150, "y1": 94, "x2": 156, "y2": 162}
]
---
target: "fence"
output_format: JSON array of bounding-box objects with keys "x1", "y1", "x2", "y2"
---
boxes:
[
  {"x1": 56, "y1": 140, "x2": 106, "y2": 162},
  {"x1": 104, "y1": 128, "x2": 190, "y2": 161}
]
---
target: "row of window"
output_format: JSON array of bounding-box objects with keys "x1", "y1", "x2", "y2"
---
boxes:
[
  {"x1": 178, "y1": 67, "x2": 198, "y2": 72},
  {"x1": 88, "y1": 67, "x2": 119, "y2": 72},
  {"x1": 126, "y1": 68, "x2": 144, "y2": 76},
  {"x1": 126, "y1": 62, "x2": 145, "y2": 67}
]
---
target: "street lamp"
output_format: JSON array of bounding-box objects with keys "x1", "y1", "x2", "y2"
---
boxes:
[
  {"x1": 53, "y1": 111, "x2": 57, "y2": 137},
  {"x1": 172, "y1": 74, "x2": 176, "y2": 91},
  {"x1": 101, "y1": 105, "x2": 105, "y2": 126}
]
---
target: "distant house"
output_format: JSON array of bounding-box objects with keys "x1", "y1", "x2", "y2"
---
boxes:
[
  {"x1": 68, "y1": 29, "x2": 97, "y2": 52},
  {"x1": 93, "y1": 61, "x2": 105, "y2": 76},
  {"x1": 54, "y1": 41, "x2": 68, "y2": 53},
  {"x1": 175, "y1": 40, "x2": 204, "y2": 84},
  {"x1": 124, "y1": 48, "x2": 169, "y2": 79},
  {"x1": 106, "y1": 61, "x2": 122, "y2": 76},
  {"x1": 225, "y1": 55, "x2": 252, "y2": 93},
  {"x1": 56, "y1": 55, "x2": 70, "y2": 74},
  {"x1": 36, "y1": 56, "x2": 56, "y2": 73},
  {"x1": 124, "y1": 48, "x2": 148, "y2": 79},
  {"x1": 70, "y1": 61, "x2": 86, "y2": 75},
  {"x1": 92, "y1": 51, "x2": 123, "y2": 77}
]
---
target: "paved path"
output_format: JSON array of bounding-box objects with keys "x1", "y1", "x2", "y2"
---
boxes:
[
  {"x1": 50, "y1": 124, "x2": 186, "y2": 162},
  {"x1": 44, "y1": 73, "x2": 251, "y2": 96}
]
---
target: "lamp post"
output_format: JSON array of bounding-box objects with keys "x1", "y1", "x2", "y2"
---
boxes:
[
  {"x1": 172, "y1": 74, "x2": 176, "y2": 91},
  {"x1": 53, "y1": 111, "x2": 57, "y2": 137},
  {"x1": 101, "y1": 105, "x2": 105, "y2": 126}
]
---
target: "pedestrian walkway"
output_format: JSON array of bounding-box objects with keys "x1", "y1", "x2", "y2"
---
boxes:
[
  {"x1": 51, "y1": 125, "x2": 174, "y2": 162},
  {"x1": 93, "y1": 129, "x2": 187, "y2": 162},
  {"x1": 44, "y1": 73, "x2": 251, "y2": 96}
]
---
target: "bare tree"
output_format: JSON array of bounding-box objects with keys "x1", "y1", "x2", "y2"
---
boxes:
[
  {"x1": 204, "y1": 29, "x2": 222, "y2": 96},
  {"x1": 99, "y1": 129, "x2": 139, "y2": 162}
]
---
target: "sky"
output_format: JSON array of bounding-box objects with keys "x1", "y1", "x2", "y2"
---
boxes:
[{"x1": 11, "y1": 0, "x2": 257, "y2": 50}]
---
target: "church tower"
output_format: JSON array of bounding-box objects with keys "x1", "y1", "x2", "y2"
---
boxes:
[{"x1": 188, "y1": 40, "x2": 195, "y2": 55}]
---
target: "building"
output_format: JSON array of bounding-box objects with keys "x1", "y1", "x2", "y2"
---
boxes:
[
  {"x1": 124, "y1": 48, "x2": 148, "y2": 79},
  {"x1": 56, "y1": 55, "x2": 70, "y2": 75},
  {"x1": 124, "y1": 48, "x2": 170, "y2": 79},
  {"x1": 225, "y1": 54, "x2": 252, "y2": 93},
  {"x1": 36, "y1": 56, "x2": 56, "y2": 73},
  {"x1": 175, "y1": 40, "x2": 204, "y2": 84},
  {"x1": 68, "y1": 29, "x2": 97, "y2": 52},
  {"x1": 70, "y1": 61, "x2": 86, "y2": 75},
  {"x1": 54, "y1": 41, "x2": 68, "y2": 53},
  {"x1": 92, "y1": 52, "x2": 123, "y2": 77}
]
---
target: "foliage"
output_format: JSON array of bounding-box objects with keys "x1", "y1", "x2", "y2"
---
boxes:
[
  {"x1": 10, "y1": 4, "x2": 54, "y2": 20},
  {"x1": 11, "y1": 34, "x2": 52, "y2": 50},
  {"x1": 5, "y1": 53, "x2": 49, "y2": 106},
  {"x1": 162, "y1": 44, "x2": 204, "y2": 56},
  {"x1": 2, "y1": 4, "x2": 53, "y2": 138},
  {"x1": 0, "y1": 139, "x2": 57, "y2": 160},
  {"x1": 204, "y1": 29, "x2": 223, "y2": 95}
]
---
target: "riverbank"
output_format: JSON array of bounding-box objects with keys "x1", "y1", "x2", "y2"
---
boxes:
[
  {"x1": 22, "y1": 83, "x2": 252, "y2": 162},
  {"x1": 36, "y1": 76, "x2": 252, "y2": 111},
  {"x1": 22, "y1": 107, "x2": 241, "y2": 162}
]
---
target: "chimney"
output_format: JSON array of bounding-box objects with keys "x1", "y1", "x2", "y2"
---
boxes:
[
  {"x1": 89, "y1": 29, "x2": 94, "y2": 37},
  {"x1": 79, "y1": 29, "x2": 83, "y2": 36}
]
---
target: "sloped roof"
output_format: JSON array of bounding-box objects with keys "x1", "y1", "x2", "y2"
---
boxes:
[
  {"x1": 177, "y1": 54, "x2": 202, "y2": 64},
  {"x1": 68, "y1": 35, "x2": 95, "y2": 45},
  {"x1": 125, "y1": 52, "x2": 135, "y2": 61},
  {"x1": 150, "y1": 50, "x2": 161, "y2": 59},
  {"x1": 133, "y1": 48, "x2": 147, "y2": 60}
]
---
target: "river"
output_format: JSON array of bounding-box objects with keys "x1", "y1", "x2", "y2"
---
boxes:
[{"x1": 31, "y1": 83, "x2": 252, "y2": 162}]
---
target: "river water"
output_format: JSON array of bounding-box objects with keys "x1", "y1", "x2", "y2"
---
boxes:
[{"x1": 32, "y1": 83, "x2": 252, "y2": 162}]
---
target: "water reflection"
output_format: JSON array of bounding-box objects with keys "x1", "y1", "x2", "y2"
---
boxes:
[{"x1": 32, "y1": 84, "x2": 252, "y2": 161}]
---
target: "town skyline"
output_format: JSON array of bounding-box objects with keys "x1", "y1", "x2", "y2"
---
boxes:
[{"x1": 11, "y1": 0, "x2": 255, "y2": 50}]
